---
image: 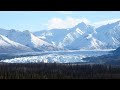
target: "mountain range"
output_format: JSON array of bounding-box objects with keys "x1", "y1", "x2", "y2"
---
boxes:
[
  {"x1": 1, "y1": 20, "x2": 120, "y2": 53},
  {"x1": 34, "y1": 21, "x2": 120, "y2": 50}
]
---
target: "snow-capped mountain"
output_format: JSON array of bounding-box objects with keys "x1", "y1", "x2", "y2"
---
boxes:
[
  {"x1": 61, "y1": 22, "x2": 97, "y2": 49},
  {"x1": 34, "y1": 29, "x2": 69, "y2": 48},
  {"x1": 94, "y1": 20, "x2": 120, "y2": 49},
  {"x1": 0, "y1": 29, "x2": 58, "y2": 51},
  {"x1": 34, "y1": 20, "x2": 120, "y2": 50},
  {"x1": 34, "y1": 22, "x2": 103, "y2": 50},
  {"x1": 1, "y1": 20, "x2": 120, "y2": 51},
  {"x1": 64, "y1": 34, "x2": 105, "y2": 50},
  {"x1": 0, "y1": 34, "x2": 33, "y2": 53}
]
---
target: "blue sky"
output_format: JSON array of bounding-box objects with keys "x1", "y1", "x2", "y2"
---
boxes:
[{"x1": 0, "y1": 11, "x2": 120, "y2": 32}]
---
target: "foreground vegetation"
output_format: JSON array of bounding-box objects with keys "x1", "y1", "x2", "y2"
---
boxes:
[{"x1": 0, "y1": 63, "x2": 120, "y2": 79}]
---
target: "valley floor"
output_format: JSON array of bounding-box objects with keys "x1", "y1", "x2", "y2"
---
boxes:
[{"x1": 0, "y1": 63, "x2": 120, "y2": 79}]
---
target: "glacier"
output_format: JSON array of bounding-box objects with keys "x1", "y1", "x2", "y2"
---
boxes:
[{"x1": 0, "y1": 50, "x2": 111, "y2": 63}]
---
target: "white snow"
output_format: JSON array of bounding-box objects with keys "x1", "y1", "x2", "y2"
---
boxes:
[
  {"x1": 0, "y1": 34, "x2": 33, "y2": 53},
  {"x1": 0, "y1": 50, "x2": 111, "y2": 63},
  {"x1": 0, "y1": 54, "x2": 85, "y2": 63},
  {"x1": 0, "y1": 30, "x2": 56, "y2": 51},
  {"x1": 76, "y1": 28, "x2": 84, "y2": 35},
  {"x1": 30, "y1": 33, "x2": 50, "y2": 47},
  {"x1": 86, "y1": 34, "x2": 92, "y2": 39}
]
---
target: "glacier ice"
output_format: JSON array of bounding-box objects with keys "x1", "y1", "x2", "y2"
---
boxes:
[{"x1": 0, "y1": 50, "x2": 111, "y2": 63}]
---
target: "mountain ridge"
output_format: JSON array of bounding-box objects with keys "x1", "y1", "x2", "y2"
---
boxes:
[
  {"x1": 0, "y1": 34, "x2": 34, "y2": 53},
  {"x1": 34, "y1": 20, "x2": 120, "y2": 50},
  {"x1": 1, "y1": 20, "x2": 120, "y2": 53}
]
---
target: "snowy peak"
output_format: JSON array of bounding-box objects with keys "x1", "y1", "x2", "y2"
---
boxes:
[
  {"x1": 110, "y1": 20, "x2": 120, "y2": 26},
  {"x1": 0, "y1": 34, "x2": 33, "y2": 53},
  {"x1": 9, "y1": 30, "x2": 52, "y2": 50},
  {"x1": 34, "y1": 22, "x2": 96, "y2": 50},
  {"x1": 1, "y1": 19, "x2": 120, "y2": 51},
  {"x1": 0, "y1": 29, "x2": 57, "y2": 51},
  {"x1": 73, "y1": 22, "x2": 94, "y2": 34},
  {"x1": 60, "y1": 23, "x2": 95, "y2": 49},
  {"x1": 29, "y1": 32, "x2": 51, "y2": 48},
  {"x1": 32, "y1": 20, "x2": 120, "y2": 50},
  {"x1": 93, "y1": 20, "x2": 120, "y2": 49},
  {"x1": 34, "y1": 29, "x2": 69, "y2": 48},
  {"x1": 96, "y1": 20, "x2": 120, "y2": 32},
  {"x1": 75, "y1": 22, "x2": 87, "y2": 28}
]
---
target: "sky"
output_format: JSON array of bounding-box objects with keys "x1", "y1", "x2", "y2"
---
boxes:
[{"x1": 0, "y1": 11, "x2": 120, "y2": 32}]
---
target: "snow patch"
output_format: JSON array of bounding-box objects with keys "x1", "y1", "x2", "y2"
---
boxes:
[{"x1": 76, "y1": 28, "x2": 84, "y2": 35}]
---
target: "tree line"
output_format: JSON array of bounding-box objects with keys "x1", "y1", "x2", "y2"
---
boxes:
[{"x1": 0, "y1": 63, "x2": 120, "y2": 79}]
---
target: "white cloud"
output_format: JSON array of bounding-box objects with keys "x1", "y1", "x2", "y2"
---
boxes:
[
  {"x1": 46, "y1": 17, "x2": 120, "y2": 30},
  {"x1": 47, "y1": 17, "x2": 90, "y2": 29}
]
